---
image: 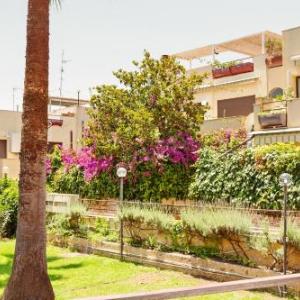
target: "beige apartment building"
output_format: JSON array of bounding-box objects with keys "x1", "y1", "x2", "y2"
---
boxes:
[
  {"x1": 173, "y1": 25, "x2": 300, "y2": 145},
  {"x1": 0, "y1": 97, "x2": 89, "y2": 178}
]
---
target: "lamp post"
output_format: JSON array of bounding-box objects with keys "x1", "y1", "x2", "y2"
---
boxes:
[
  {"x1": 279, "y1": 173, "x2": 292, "y2": 297},
  {"x1": 117, "y1": 167, "x2": 127, "y2": 261},
  {"x1": 279, "y1": 173, "x2": 292, "y2": 275}
]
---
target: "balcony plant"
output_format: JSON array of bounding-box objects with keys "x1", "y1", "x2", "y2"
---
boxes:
[
  {"x1": 265, "y1": 38, "x2": 283, "y2": 68},
  {"x1": 212, "y1": 60, "x2": 233, "y2": 78},
  {"x1": 258, "y1": 109, "x2": 287, "y2": 129},
  {"x1": 274, "y1": 87, "x2": 294, "y2": 101}
]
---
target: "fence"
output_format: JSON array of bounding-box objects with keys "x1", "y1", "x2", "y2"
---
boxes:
[
  {"x1": 75, "y1": 273, "x2": 300, "y2": 300},
  {"x1": 46, "y1": 193, "x2": 80, "y2": 214}
]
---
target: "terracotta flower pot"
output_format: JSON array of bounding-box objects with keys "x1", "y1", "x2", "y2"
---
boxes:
[
  {"x1": 230, "y1": 62, "x2": 254, "y2": 75},
  {"x1": 212, "y1": 67, "x2": 231, "y2": 79},
  {"x1": 265, "y1": 55, "x2": 283, "y2": 68}
]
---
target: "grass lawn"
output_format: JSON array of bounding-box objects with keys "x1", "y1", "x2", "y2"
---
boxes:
[{"x1": 0, "y1": 240, "x2": 293, "y2": 300}]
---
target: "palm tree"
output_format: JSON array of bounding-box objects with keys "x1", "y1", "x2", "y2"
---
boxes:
[{"x1": 3, "y1": 0, "x2": 60, "y2": 299}]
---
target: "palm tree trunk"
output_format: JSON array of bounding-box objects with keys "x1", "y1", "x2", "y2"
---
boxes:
[{"x1": 3, "y1": 0, "x2": 54, "y2": 299}]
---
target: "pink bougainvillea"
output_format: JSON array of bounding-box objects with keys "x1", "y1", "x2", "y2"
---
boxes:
[
  {"x1": 46, "y1": 158, "x2": 52, "y2": 176},
  {"x1": 48, "y1": 132, "x2": 199, "y2": 181},
  {"x1": 77, "y1": 147, "x2": 113, "y2": 181},
  {"x1": 150, "y1": 132, "x2": 199, "y2": 166}
]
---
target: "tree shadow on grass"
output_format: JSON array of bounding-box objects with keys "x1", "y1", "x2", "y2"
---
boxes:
[
  {"x1": 49, "y1": 273, "x2": 63, "y2": 282},
  {"x1": 47, "y1": 255, "x2": 64, "y2": 263},
  {"x1": 49, "y1": 262, "x2": 84, "y2": 270},
  {"x1": 0, "y1": 254, "x2": 65, "y2": 288}
]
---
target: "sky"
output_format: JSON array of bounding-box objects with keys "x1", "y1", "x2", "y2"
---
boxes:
[{"x1": 1, "y1": 0, "x2": 300, "y2": 110}]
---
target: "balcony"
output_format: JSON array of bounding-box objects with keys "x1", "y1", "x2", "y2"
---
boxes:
[
  {"x1": 256, "y1": 100, "x2": 287, "y2": 129},
  {"x1": 254, "y1": 99, "x2": 300, "y2": 131},
  {"x1": 201, "y1": 115, "x2": 251, "y2": 134}
]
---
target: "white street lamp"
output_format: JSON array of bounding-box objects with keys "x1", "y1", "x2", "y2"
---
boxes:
[
  {"x1": 279, "y1": 173, "x2": 292, "y2": 297},
  {"x1": 117, "y1": 167, "x2": 127, "y2": 260},
  {"x1": 117, "y1": 167, "x2": 127, "y2": 179}
]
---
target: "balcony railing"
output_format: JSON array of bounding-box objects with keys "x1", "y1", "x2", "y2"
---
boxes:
[
  {"x1": 257, "y1": 100, "x2": 287, "y2": 129},
  {"x1": 255, "y1": 98, "x2": 300, "y2": 131}
]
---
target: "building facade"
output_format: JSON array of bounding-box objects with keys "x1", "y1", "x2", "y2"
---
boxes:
[
  {"x1": 172, "y1": 26, "x2": 300, "y2": 145},
  {"x1": 0, "y1": 97, "x2": 89, "y2": 178}
]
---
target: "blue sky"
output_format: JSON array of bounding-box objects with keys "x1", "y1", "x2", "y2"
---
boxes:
[{"x1": 1, "y1": 0, "x2": 300, "y2": 110}]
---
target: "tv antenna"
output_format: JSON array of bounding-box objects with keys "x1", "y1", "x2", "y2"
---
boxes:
[{"x1": 59, "y1": 50, "x2": 71, "y2": 98}]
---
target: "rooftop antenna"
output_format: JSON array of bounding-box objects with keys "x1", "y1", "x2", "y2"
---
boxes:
[
  {"x1": 12, "y1": 87, "x2": 22, "y2": 111},
  {"x1": 59, "y1": 50, "x2": 71, "y2": 99}
]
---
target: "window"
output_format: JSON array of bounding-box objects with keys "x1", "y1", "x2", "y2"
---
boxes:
[
  {"x1": 269, "y1": 87, "x2": 283, "y2": 99},
  {"x1": 0, "y1": 140, "x2": 7, "y2": 158},
  {"x1": 217, "y1": 95, "x2": 255, "y2": 118},
  {"x1": 297, "y1": 77, "x2": 300, "y2": 98},
  {"x1": 70, "y1": 131, "x2": 73, "y2": 150},
  {"x1": 81, "y1": 121, "x2": 85, "y2": 138}
]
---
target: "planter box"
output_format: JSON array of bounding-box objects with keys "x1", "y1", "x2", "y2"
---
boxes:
[
  {"x1": 258, "y1": 112, "x2": 287, "y2": 129},
  {"x1": 212, "y1": 62, "x2": 254, "y2": 79},
  {"x1": 212, "y1": 67, "x2": 231, "y2": 79},
  {"x1": 230, "y1": 62, "x2": 254, "y2": 75},
  {"x1": 265, "y1": 55, "x2": 283, "y2": 68}
]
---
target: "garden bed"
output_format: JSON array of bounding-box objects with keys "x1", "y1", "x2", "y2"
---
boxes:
[
  {"x1": 48, "y1": 234, "x2": 278, "y2": 282},
  {"x1": 48, "y1": 234, "x2": 300, "y2": 296}
]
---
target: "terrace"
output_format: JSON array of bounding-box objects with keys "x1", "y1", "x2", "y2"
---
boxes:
[{"x1": 173, "y1": 31, "x2": 282, "y2": 84}]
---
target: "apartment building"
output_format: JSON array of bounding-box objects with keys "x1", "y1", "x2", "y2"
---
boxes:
[
  {"x1": 0, "y1": 97, "x2": 89, "y2": 178},
  {"x1": 172, "y1": 26, "x2": 300, "y2": 145}
]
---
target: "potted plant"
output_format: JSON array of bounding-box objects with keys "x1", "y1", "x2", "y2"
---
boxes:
[
  {"x1": 212, "y1": 60, "x2": 232, "y2": 78},
  {"x1": 265, "y1": 38, "x2": 283, "y2": 68},
  {"x1": 258, "y1": 109, "x2": 287, "y2": 129}
]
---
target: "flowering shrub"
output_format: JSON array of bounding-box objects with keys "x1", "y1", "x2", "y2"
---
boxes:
[
  {"x1": 151, "y1": 133, "x2": 199, "y2": 166},
  {"x1": 47, "y1": 132, "x2": 199, "y2": 201},
  {"x1": 47, "y1": 52, "x2": 206, "y2": 201}
]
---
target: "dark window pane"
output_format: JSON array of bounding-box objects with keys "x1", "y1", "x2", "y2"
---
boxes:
[{"x1": 0, "y1": 140, "x2": 7, "y2": 159}]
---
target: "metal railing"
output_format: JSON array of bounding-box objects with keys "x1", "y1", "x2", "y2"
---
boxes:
[{"x1": 75, "y1": 273, "x2": 300, "y2": 300}]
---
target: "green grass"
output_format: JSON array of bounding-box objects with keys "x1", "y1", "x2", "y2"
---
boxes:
[{"x1": 0, "y1": 240, "x2": 293, "y2": 300}]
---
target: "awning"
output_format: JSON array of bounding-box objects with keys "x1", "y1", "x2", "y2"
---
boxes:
[
  {"x1": 173, "y1": 31, "x2": 282, "y2": 60},
  {"x1": 290, "y1": 54, "x2": 300, "y2": 61}
]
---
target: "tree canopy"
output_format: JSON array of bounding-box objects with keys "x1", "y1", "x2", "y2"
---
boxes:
[{"x1": 86, "y1": 51, "x2": 207, "y2": 163}]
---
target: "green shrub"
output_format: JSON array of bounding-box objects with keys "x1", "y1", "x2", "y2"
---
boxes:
[
  {"x1": 88, "y1": 217, "x2": 119, "y2": 243},
  {"x1": 48, "y1": 162, "x2": 193, "y2": 202},
  {"x1": 48, "y1": 202, "x2": 88, "y2": 238},
  {"x1": 189, "y1": 144, "x2": 300, "y2": 209},
  {"x1": 0, "y1": 179, "x2": 19, "y2": 238}
]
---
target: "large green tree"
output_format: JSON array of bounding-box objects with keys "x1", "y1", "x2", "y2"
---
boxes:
[
  {"x1": 87, "y1": 51, "x2": 206, "y2": 162},
  {"x1": 3, "y1": 1, "x2": 60, "y2": 299}
]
